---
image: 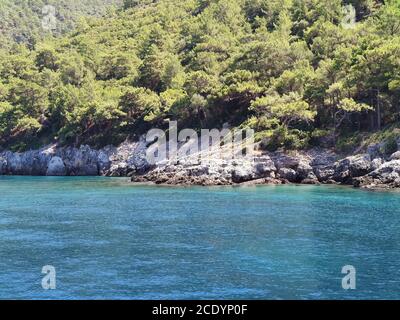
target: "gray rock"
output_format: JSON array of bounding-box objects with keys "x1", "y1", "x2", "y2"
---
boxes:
[
  {"x1": 7, "y1": 153, "x2": 23, "y2": 175},
  {"x1": 314, "y1": 166, "x2": 334, "y2": 182},
  {"x1": 348, "y1": 154, "x2": 372, "y2": 177},
  {"x1": 232, "y1": 166, "x2": 256, "y2": 183},
  {"x1": 279, "y1": 168, "x2": 297, "y2": 182},
  {"x1": 302, "y1": 172, "x2": 320, "y2": 185},
  {"x1": 273, "y1": 154, "x2": 300, "y2": 170},
  {"x1": 297, "y1": 161, "x2": 313, "y2": 181},
  {"x1": 310, "y1": 153, "x2": 337, "y2": 167},
  {"x1": 367, "y1": 143, "x2": 384, "y2": 160},
  {"x1": 333, "y1": 154, "x2": 372, "y2": 183},
  {"x1": 46, "y1": 157, "x2": 66, "y2": 176},
  {"x1": 354, "y1": 159, "x2": 400, "y2": 188},
  {"x1": 371, "y1": 158, "x2": 384, "y2": 171},
  {"x1": 57, "y1": 145, "x2": 99, "y2": 176},
  {"x1": 3, "y1": 139, "x2": 400, "y2": 189},
  {"x1": 97, "y1": 148, "x2": 114, "y2": 174},
  {"x1": 390, "y1": 151, "x2": 400, "y2": 161},
  {"x1": 108, "y1": 162, "x2": 131, "y2": 177},
  {"x1": 254, "y1": 156, "x2": 276, "y2": 175},
  {"x1": 0, "y1": 154, "x2": 7, "y2": 174}
]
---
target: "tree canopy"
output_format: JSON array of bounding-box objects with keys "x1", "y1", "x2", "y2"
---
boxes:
[{"x1": 0, "y1": 0, "x2": 399, "y2": 152}]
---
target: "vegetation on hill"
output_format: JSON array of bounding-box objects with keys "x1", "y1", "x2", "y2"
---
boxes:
[
  {"x1": 0, "y1": 0, "x2": 400, "y2": 152},
  {"x1": 0, "y1": 0, "x2": 122, "y2": 49}
]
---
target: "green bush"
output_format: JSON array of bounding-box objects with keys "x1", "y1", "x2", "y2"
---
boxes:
[
  {"x1": 382, "y1": 135, "x2": 399, "y2": 155},
  {"x1": 336, "y1": 134, "x2": 363, "y2": 154},
  {"x1": 284, "y1": 129, "x2": 310, "y2": 150},
  {"x1": 260, "y1": 127, "x2": 309, "y2": 151}
]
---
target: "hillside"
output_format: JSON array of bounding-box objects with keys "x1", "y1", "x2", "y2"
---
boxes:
[
  {"x1": 0, "y1": 0, "x2": 122, "y2": 49},
  {"x1": 0, "y1": 0, "x2": 400, "y2": 153}
]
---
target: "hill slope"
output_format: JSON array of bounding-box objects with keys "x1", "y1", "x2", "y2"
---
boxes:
[
  {"x1": 0, "y1": 0, "x2": 400, "y2": 153},
  {"x1": 0, "y1": 0, "x2": 122, "y2": 48}
]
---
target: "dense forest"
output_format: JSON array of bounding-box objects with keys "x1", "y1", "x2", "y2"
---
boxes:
[
  {"x1": 0, "y1": 0, "x2": 399, "y2": 153},
  {"x1": 0, "y1": 0, "x2": 122, "y2": 48}
]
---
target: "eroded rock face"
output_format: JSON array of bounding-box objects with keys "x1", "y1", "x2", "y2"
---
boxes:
[
  {"x1": 302, "y1": 172, "x2": 320, "y2": 185},
  {"x1": 297, "y1": 161, "x2": 314, "y2": 181},
  {"x1": 132, "y1": 154, "x2": 279, "y2": 186},
  {"x1": 353, "y1": 159, "x2": 400, "y2": 189},
  {"x1": 56, "y1": 145, "x2": 99, "y2": 176},
  {"x1": 390, "y1": 151, "x2": 400, "y2": 161},
  {"x1": 278, "y1": 168, "x2": 297, "y2": 182},
  {"x1": 1, "y1": 141, "x2": 400, "y2": 189},
  {"x1": 46, "y1": 157, "x2": 66, "y2": 176},
  {"x1": 104, "y1": 138, "x2": 149, "y2": 176},
  {"x1": 0, "y1": 149, "x2": 52, "y2": 175},
  {"x1": 331, "y1": 154, "x2": 374, "y2": 184},
  {"x1": 0, "y1": 141, "x2": 148, "y2": 177},
  {"x1": 0, "y1": 154, "x2": 8, "y2": 174},
  {"x1": 273, "y1": 154, "x2": 300, "y2": 170}
]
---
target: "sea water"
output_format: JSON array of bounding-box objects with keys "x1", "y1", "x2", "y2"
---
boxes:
[{"x1": 0, "y1": 176, "x2": 399, "y2": 299}]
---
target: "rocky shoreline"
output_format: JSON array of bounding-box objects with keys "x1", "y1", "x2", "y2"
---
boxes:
[{"x1": 1, "y1": 139, "x2": 400, "y2": 190}]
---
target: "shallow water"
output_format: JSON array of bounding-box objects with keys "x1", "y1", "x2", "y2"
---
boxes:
[{"x1": 0, "y1": 176, "x2": 399, "y2": 299}]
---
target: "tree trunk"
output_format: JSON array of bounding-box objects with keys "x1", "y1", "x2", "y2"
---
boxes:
[{"x1": 376, "y1": 89, "x2": 381, "y2": 131}]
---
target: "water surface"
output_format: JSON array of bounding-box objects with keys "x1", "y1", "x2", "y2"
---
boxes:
[{"x1": 0, "y1": 176, "x2": 399, "y2": 299}]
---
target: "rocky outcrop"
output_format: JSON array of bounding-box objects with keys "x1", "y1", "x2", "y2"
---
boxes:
[
  {"x1": 0, "y1": 149, "x2": 52, "y2": 175},
  {"x1": 0, "y1": 138, "x2": 150, "y2": 177},
  {"x1": 1, "y1": 139, "x2": 400, "y2": 189},
  {"x1": 331, "y1": 154, "x2": 374, "y2": 185},
  {"x1": 132, "y1": 156, "x2": 277, "y2": 186},
  {"x1": 353, "y1": 159, "x2": 400, "y2": 189},
  {"x1": 46, "y1": 157, "x2": 66, "y2": 176},
  {"x1": 130, "y1": 146, "x2": 400, "y2": 188},
  {"x1": 132, "y1": 150, "x2": 323, "y2": 186}
]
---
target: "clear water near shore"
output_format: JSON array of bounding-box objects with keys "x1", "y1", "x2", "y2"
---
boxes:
[{"x1": 0, "y1": 176, "x2": 400, "y2": 299}]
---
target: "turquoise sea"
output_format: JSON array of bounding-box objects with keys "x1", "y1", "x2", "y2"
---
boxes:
[{"x1": 0, "y1": 176, "x2": 399, "y2": 300}]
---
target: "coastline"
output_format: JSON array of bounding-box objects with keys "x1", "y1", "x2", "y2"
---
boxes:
[{"x1": 1, "y1": 139, "x2": 400, "y2": 190}]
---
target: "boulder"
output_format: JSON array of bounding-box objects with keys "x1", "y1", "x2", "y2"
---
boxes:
[
  {"x1": 371, "y1": 158, "x2": 384, "y2": 171},
  {"x1": 232, "y1": 165, "x2": 256, "y2": 183},
  {"x1": 348, "y1": 154, "x2": 372, "y2": 177},
  {"x1": 254, "y1": 156, "x2": 276, "y2": 175},
  {"x1": 187, "y1": 165, "x2": 210, "y2": 177},
  {"x1": 7, "y1": 153, "x2": 23, "y2": 175},
  {"x1": 273, "y1": 154, "x2": 300, "y2": 170},
  {"x1": 57, "y1": 145, "x2": 99, "y2": 176},
  {"x1": 333, "y1": 154, "x2": 373, "y2": 184},
  {"x1": 278, "y1": 168, "x2": 297, "y2": 182},
  {"x1": 373, "y1": 160, "x2": 400, "y2": 175},
  {"x1": 46, "y1": 157, "x2": 66, "y2": 176},
  {"x1": 301, "y1": 172, "x2": 320, "y2": 185},
  {"x1": 314, "y1": 166, "x2": 334, "y2": 182},
  {"x1": 310, "y1": 154, "x2": 337, "y2": 167},
  {"x1": 297, "y1": 161, "x2": 313, "y2": 181},
  {"x1": 97, "y1": 148, "x2": 114, "y2": 174},
  {"x1": 0, "y1": 154, "x2": 7, "y2": 175},
  {"x1": 354, "y1": 160, "x2": 400, "y2": 188},
  {"x1": 108, "y1": 162, "x2": 130, "y2": 177},
  {"x1": 390, "y1": 151, "x2": 400, "y2": 161}
]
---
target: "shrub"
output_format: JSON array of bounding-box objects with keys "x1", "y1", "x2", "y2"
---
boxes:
[{"x1": 383, "y1": 135, "x2": 399, "y2": 155}]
